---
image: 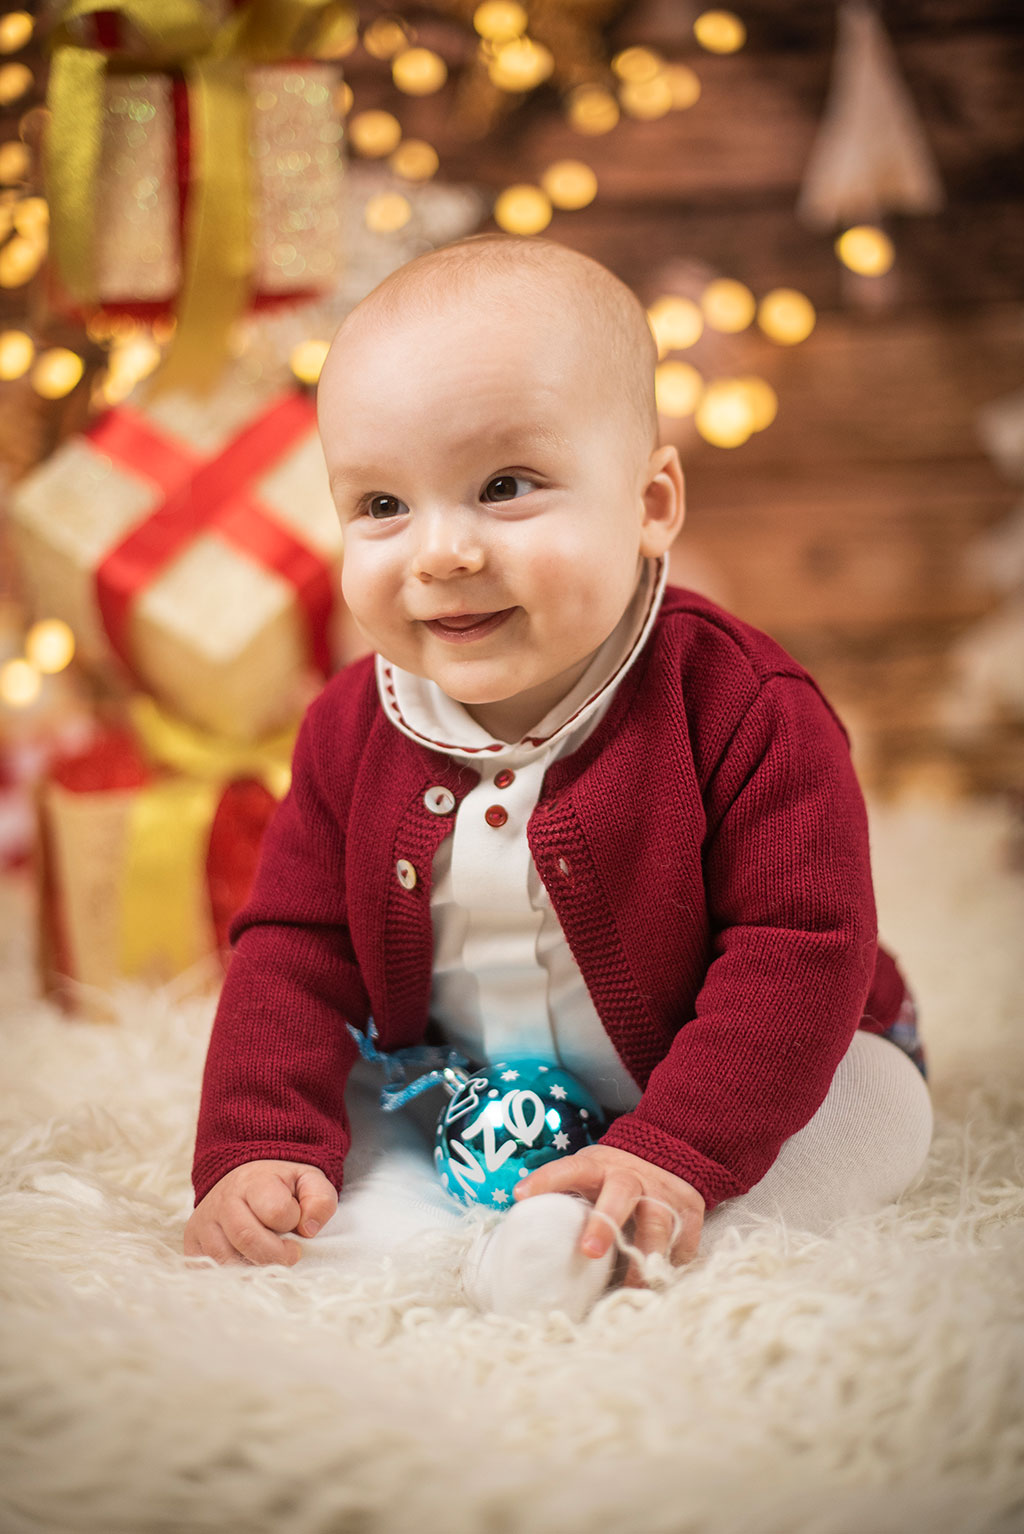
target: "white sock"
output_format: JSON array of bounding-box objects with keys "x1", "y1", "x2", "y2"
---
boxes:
[{"x1": 460, "y1": 1193, "x2": 617, "y2": 1322}]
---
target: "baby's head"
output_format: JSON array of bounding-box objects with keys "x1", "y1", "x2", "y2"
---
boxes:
[{"x1": 318, "y1": 236, "x2": 684, "y2": 741}]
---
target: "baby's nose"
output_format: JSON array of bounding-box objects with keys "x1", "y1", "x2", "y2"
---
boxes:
[{"x1": 413, "y1": 507, "x2": 485, "y2": 580}]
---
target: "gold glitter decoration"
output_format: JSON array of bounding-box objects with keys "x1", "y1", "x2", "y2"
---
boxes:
[
  {"x1": 0, "y1": 61, "x2": 31, "y2": 104},
  {"x1": 249, "y1": 65, "x2": 343, "y2": 294},
  {"x1": 0, "y1": 12, "x2": 33, "y2": 52},
  {"x1": 0, "y1": 233, "x2": 41, "y2": 285},
  {"x1": 619, "y1": 74, "x2": 673, "y2": 119},
  {"x1": 363, "y1": 16, "x2": 410, "y2": 59},
  {"x1": 663, "y1": 63, "x2": 701, "y2": 110},
  {"x1": 0, "y1": 329, "x2": 34, "y2": 378},
  {"x1": 540, "y1": 160, "x2": 597, "y2": 210},
  {"x1": 349, "y1": 109, "x2": 402, "y2": 157},
  {"x1": 566, "y1": 84, "x2": 619, "y2": 135},
  {"x1": 364, "y1": 192, "x2": 412, "y2": 233},
  {"x1": 473, "y1": 2, "x2": 527, "y2": 42},
  {"x1": 493, "y1": 184, "x2": 551, "y2": 235},
  {"x1": 0, "y1": 140, "x2": 28, "y2": 182},
  {"x1": 694, "y1": 10, "x2": 747, "y2": 53},
  {"x1": 392, "y1": 47, "x2": 448, "y2": 95},
  {"x1": 390, "y1": 139, "x2": 439, "y2": 181},
  {"x1": 31, "y1": 348, "x2": 84, "y2": 399},
  {"x1": 95, "y1": 74, "x2": 179, "y2": 302}
]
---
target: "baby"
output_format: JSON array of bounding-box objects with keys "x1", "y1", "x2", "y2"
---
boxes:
[{"x1": 186, "y1": 235, "x2": 933, "y2": 1318}]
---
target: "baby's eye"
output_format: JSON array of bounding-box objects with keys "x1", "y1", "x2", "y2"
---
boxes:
[
  {"x1": 482, "y1": 474, "x2": 533, "y2": 503},
  {"x1": 365, "y1": 493, "x2": 408, "y2": 520}
]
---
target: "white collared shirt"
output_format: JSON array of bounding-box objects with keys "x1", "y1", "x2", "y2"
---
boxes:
[{"x1": 375, "y1": 557, "x2": 668, "y2": 1110}]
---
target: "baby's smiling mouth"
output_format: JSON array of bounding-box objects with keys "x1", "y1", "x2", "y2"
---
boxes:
[{"x1": 422, "y1": 609, "x2": 516, "y2": 642}]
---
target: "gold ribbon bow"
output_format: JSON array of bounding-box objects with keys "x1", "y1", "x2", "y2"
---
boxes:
[
  {"x1": 46, "y1": 0, "x2": 342, "y2": 386},
  {"x1": 116, "y1": 694, "x2": 295, "y2": 977}
]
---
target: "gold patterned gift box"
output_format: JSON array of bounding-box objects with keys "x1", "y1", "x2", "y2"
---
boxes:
[
  {"x1": 36, "y1": 698, "x2": 292, "y2": 1012},
  {"x1": 9, "y1": 379, "x2": 354, "y2": 742}
]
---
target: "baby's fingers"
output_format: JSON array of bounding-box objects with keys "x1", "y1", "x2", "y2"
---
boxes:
[
  {"x1": 294, "y1": 1168, "x2": 337, "y2": 1238},
  {"x1": 224, "y1": 1206, "x2": 301, "y2": 1266}
]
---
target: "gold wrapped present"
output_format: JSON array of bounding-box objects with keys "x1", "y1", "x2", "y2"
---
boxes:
[{"x1": 10, "y1": 380, "x2": 350, "y2": 742}]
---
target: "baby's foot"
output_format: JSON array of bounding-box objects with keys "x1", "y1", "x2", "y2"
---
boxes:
[{"x1": 460, "y1": 1192, "x2": 617, "y2": 1322}]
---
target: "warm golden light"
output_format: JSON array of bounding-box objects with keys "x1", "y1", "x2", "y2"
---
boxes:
[
  {"x1": 694, "y1": 10, "x2": 747, "y2": 53},
  {"x1": 663, "y1": 63, "x2": 702, "y2": 110},
  {"x1": 12, "y1": 194, "x2": 47, "y2": 236},
  {"x1": 25, "y1": 618, "x2": 75, "y2": 674},
  {"x1": 836, "y1": 224, "x2": 895, "y2": 276},
  {"x1": 655, "y1": 360, "x2": 703, "y2": 418},
  {"x1": 695, "y1": 380, "x2": 755, "y2": 447},
  {"x1": 0, "y1": 62, "x2": 31, "y2": 104},
  {"x1": 290, "y1": 339, "x2": 330, "y2": 385},
  {"x1": 488, "y1": 37, "x2": 553, "y2": 92},
  {"x1": 0, "y1": 657, "x2": 41, "y2": 708},
  {"x1": 316, "y1": 7, "x2": 358, "y2": 58},
  {"x1": 392, "y1": 47, "x2": 447, "y2": 95},
  {"x1": 30, "y1": 347, "x2": 84, "y2": 399},
  {"x1": 0, "y1": 328, "x2": 33, "y2": 378},
  {"x1": 611, "y1": 47, "x2": 662, "y2": 83},
  {"x1": 0, "y1": 233, "x2": 41, "y2": 286},
  {"x1": 647, "y1": 296, "x2": 704, "y2": 353},
  {"x1": 493, "y1": 184, "x2": 552, "y2": 235},
  {"x1": 758, "y1": 287, "x2": 816, "y2": 345},
  {"x1": 390, "y1": 139, "x2": 439, "y2": 181},
  {"x1": 363, "y1": 16, "x2": 409, "y2": 59},
  {"x1": 473, "y1": 1, "x2": 527, "y2": 42},
  {"x1": 0, "y1": 12, "x2": 33, "y2": 52},
  {"x1": 335, "y1": 81, "x2": 354, "y2": 115},
  {"x1": 734, "y1": 375, "x2": 778, "y2": 432},
  {"x1": 540, "y1": 160, "x2": 597, "y2": 210},
  {"x1": 619, "y1": 75, "x2": 673, "y2": 119},
  {"x1": 701, "y1": 278, "x2": 756, "y2": 332},
  {"x1": 364, "y1": 192, "x2": 412, "y2": 233},
  {"x1": 348, "y1": 109, "x2": 402, "y2": 157},
  {"x1": 566, "y1": 84, "x2": 619, "y2": 135},
  {"x1": 108, "y1": 334, "x2": 161, "y2": 389},
  {"x1": 0, "y1": 140, "x2": 29, "y2": 183}
]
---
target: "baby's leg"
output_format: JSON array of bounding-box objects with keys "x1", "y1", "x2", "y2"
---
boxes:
[
  {"x1": 701, "y1": 1029, "x2": 934, "y2": 1254},
  {"x1": 294, "y1": 1059, "x2": 464, "y2": 1272}
]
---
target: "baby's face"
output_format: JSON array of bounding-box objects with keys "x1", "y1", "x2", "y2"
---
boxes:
[{"x1": 320, "y1": 288, "x2": 678, "y2": 741}]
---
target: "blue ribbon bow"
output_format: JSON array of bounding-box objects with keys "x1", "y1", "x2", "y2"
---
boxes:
[{"x1": 346, "y1": 1020, "x2": 473, "y2": 1111}]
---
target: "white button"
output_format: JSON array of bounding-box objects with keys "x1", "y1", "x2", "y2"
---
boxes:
[
  {"x1": 396, "y1": 859, "x2": 417, "y2": 890},
  {"x1": 424, "y1": 785, "x2": 456, "y2": 815}
]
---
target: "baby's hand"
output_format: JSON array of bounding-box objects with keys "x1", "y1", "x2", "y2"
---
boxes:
[
  {"x1": 514, "y1": 1144, "x2": 705, "y2": 1285},
  {"x1": 184, "y1": 1160, "x2": 338, "y2": 1267}
]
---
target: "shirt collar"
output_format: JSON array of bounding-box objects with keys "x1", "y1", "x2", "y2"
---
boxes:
[{"x1": 376, "y1": 555, "x2": 668, "y2": 764}]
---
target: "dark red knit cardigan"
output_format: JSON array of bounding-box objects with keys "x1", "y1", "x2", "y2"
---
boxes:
[{"x1": 192, "y1": 586, "x2": 908, "y2": 1211}]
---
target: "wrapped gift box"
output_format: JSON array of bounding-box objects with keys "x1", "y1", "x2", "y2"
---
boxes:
[
  {"x1": 10, "y1": 380, "x2": 350, "y2": 742},
  {"x1": 37, "y1": 701, "x2": 289, "y2": 1010}
]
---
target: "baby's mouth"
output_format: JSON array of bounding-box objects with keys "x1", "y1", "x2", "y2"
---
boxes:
[{"x1": 423, "y1": 609, "x2": 516, "y2": 642}]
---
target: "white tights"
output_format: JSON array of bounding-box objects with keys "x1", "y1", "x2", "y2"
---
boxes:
[{"x1": 300, "y1": 1030, "x2": 933, "y2": 1294}]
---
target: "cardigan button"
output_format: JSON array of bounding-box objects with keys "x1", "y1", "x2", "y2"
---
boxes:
[
  {"x1": 395, "y1": 858, "x2": 418, "y2": 890},
  {"x1": 424, "y1": 785, "x2": 456, "y2": 815},
  {"x1": 494, "y1": 769, "x2": 515, "y2": 789},
  {"x1": 484, "y1": 805, "x2": 508, "y2": 829}
]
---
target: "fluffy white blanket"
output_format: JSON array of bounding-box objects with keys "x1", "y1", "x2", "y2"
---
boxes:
[{"x1": 1, "y1": 798, "x2": 1022, "y2": 1534}]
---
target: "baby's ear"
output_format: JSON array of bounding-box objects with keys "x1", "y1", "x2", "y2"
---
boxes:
[{"x1": 639, "y1": 444, "x2": 685, "y2": 557}]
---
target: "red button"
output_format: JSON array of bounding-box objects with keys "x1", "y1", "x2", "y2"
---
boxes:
[
  {"x1": 484, "y1": 805, "x2": 508, "y2": 828},
  {"x1": 494, "y1": 769, "x2": 515, "y2": 789}
]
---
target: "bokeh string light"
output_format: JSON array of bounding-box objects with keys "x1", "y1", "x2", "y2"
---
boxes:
[{"x1": 836, "y1": 225, "x2": 895, "y2": 276}]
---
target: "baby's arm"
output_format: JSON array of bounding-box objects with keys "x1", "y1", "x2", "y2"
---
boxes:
[
  {"x1": 516, "y1": 1145, "x2": 705, "y2": 1284},
  {"x1": 185, "y1": 1160, "x2": 338, "y2": 1266}
]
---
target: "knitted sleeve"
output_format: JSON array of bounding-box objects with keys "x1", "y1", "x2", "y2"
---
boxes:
[
  {"x1": 599, "y1": 674, "x2": 879, "y2": 1211},
  {"x1": 191, "y1": 697, "x2": 369, "y2": 1205}
]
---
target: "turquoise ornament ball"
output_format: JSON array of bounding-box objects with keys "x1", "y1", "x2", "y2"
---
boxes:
[{"x1": 433, "y1": 1058, "x2": 607, "y2": 1209}]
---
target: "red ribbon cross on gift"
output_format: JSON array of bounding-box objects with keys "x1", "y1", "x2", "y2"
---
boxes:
[{"x1": 91, "y1": 391, "x2": 334, "y2": 678}]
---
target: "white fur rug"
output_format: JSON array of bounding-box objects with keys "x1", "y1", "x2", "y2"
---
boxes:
[{"x1": 1, "y1": 797, "x2": 1022, "y2": 1534}]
